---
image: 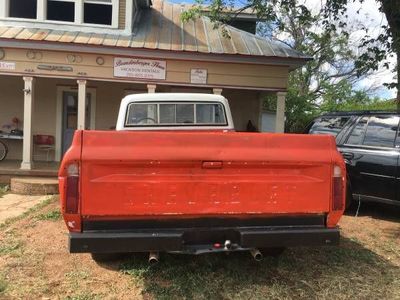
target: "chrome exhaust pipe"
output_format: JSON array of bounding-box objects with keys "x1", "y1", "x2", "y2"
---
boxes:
[
  {"x1": 149, "y1": 252, "x2": 159, "y2": 264},
  {"x1": 250, "y1": 249, "x2": 263, "y2": 261}
]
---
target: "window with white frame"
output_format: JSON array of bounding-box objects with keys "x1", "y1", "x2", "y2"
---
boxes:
[
  {"x1": 84, "y1": 0, "x2": 113, "y2": 25},
  {"x1": 9, "y1": 0, "x2": 37, "y2": 19},
  {"x1": 47, "y1": 0, "x2": 75, "y2": 22},
  {"x1": 2, "y1": 0, "x2": 117, "y2": 27}
]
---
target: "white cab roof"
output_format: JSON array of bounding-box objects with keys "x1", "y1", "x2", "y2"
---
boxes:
[
  {"x1": 121, "y1": 93, "x2": 228, "y2": 103},
  {"x1": 116, "y1": 93, "x2": 234, "y2": 131}
]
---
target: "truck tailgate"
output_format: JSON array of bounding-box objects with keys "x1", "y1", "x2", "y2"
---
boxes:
[{"x1": 80, "y1": 131, "x2": 335, "y2": 217}]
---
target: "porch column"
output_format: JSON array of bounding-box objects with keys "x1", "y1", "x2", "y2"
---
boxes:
[
  {"x1": 213, "y1": 88, "x2": 223, "y2": 95},
  {"x1": 258, "y1": 92, "x2": 266, "y2": 131},
  {"x1": 20, "y1": 77, "x2": 35, "y2": 170},
  {"x1": 275, "y1": 92, "x2": 287, "y2": 133},
  {"x1": 147, "y1": 84, "x2": 156, "y2": 93},
  {"x1": 77, "y1": 80, "x2": 87, "y2": 130}
]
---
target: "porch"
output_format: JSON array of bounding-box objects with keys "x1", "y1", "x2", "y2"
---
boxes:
[
  {"x1": 0, "y1": 74, "x2": 287, "y2": 174},
  {"x1": 0, "y1": 160, "x2": 58, "y2": 184}
]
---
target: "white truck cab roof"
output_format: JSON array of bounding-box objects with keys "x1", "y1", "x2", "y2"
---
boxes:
[{"x1": 116, "y1": 93, "x2": 234, "y2": 131}]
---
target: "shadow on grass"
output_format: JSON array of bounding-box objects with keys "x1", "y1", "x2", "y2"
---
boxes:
[
  {"x1": 115, "y1": 238, "x2": 400, "y2": 299},
  {"x1": 346, "y1": 201, "x2": 400, "y2": 223}
]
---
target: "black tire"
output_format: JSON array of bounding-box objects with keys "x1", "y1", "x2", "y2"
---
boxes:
[
  {"x1": 260, "y1": 247, "x2": 286, "y2": 257},
  {"x1": 0, "y1": 141, "x2": 8, "y2": 161}
]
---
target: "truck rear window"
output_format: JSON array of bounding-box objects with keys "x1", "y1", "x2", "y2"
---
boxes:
[{"x1": 125, "y1": 102, "x2": 227, "y2": 126}]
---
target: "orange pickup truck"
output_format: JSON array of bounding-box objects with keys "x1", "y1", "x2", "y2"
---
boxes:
[{"x1": 59, "y1": 93, "x2": 346, "y2": 262}]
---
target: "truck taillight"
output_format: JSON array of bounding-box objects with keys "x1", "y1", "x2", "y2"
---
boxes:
[
  {"x1": 332, "y1": 165, "x2": 344, "y2": 211},
  {"x1": 66, "y1": 163, "x2": 79, "y2": 214}
]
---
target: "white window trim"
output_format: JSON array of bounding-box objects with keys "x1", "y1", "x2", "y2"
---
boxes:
[
  {"x1": 0, "y1": 0, "x2": 8, "y2": 18},
  {"x1": 0, "y1": 0, "x2": 119, "y2": 28}
]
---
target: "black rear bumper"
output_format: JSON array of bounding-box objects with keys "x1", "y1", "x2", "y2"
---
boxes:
[{"x1": 69, "y1": 226, "x2": 340, "y2": 253}]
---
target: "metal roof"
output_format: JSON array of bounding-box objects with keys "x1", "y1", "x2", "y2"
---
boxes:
[{"x1": 0, "y1": 0, "x2": 310, "y2": 61}]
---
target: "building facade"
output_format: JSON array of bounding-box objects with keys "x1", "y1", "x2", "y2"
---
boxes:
[{"x1": 0, "y1": 0, "x2": 309, "y2": 170}]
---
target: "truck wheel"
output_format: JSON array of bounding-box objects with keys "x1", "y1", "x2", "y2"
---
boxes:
[
  {"x1": 91, "y1": 253, "x2": 123, "y2": 263},
  {"x1": 260, "y1": 247, "x2": 285, "y2": 257}
]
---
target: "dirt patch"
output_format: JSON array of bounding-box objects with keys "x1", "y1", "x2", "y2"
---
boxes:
[
  {"x1": 0, "y1": 199, "x2": 399, "y2": 299},
  {"x1": 0, "y1": 199, "x2": 138, "y2": 299},
  {"x1": 0, "y1": 194, "x2": 50, "y2": 224},
  {"x1": 341, "y1": 203, "x2": 400, "y2": 267}
]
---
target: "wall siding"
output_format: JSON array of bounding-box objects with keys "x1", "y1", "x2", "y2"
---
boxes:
[
  {"x1": 119, "y1": 0, "x2": 126, "y2": 29},
  {"x1": 0, "y1": 48, "x2": 289, "y2": 90}
]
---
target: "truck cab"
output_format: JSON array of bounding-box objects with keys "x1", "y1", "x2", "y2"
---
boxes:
[
  {"x1": 116, "y1": 93, "x2": 234, "y2": 131},
  {"x1": 59, "y1": 93, "x2": 346, "y2": 262}
]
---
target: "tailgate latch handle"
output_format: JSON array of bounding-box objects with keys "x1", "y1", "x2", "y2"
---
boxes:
[{"x1": 202, "y1": 161, "x2": 223, "y2": 169}]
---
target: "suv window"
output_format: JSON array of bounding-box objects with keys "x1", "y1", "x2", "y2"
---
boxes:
[
  {"x1": 346, "y1": 115, "x2": 400, "y2": 147},
  {"x1": 346, "y1": 116, "x2": 368, "y2": 145},
  {"x1": 309, "y1": 116, "x2": 350, "y2": 137},
  {"x1": 363, "y1": 116, "x2": 400, "y2": 148}
]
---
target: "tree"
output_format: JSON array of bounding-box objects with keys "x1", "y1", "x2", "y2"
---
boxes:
[
  {"x1": 183, "y1": 0, "x2": 400, "y2": 110},
  {"x1": 257, "y1": 3, "x2": 380, "y2": 132}
]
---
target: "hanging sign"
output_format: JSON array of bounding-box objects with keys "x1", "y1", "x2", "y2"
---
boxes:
[
  {"x1": 0, "y1": 61, "x2": 16, "y2": 70},
  {"x1": 191, "y1": 68, "x2": 207, "y2": 84},
  {"x1": 114, "y1": 57, "x2": 166, "y2": 80}
]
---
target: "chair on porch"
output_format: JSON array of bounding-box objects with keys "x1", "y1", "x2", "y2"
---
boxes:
[{"x1": 33, "y1": 135, "x2": 55, "y2": 162}]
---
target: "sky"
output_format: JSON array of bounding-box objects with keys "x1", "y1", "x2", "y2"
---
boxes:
[{"x1": 170, "y1": 0, "x2": 396, "y2": 99}]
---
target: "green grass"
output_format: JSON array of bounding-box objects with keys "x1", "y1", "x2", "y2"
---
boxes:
[
  {"x1": 0, "y1": 275, "x2": 7, "y2": 294},
  {"x1": 0, "y1": 238, "x2": 22, "y2": 255},
  {"x1": 0, "y1": 184, "x2": 9, "y2": 198},
  {"x1": 36, "y1": 209, "x2": 62, "y2": 221},
  {"x1": 0, "y1": 196, "x2": 55, "y2": 230},
  {"x1": 64, "y1": 293, "x2": 100, "y2": 300},
  {"x1": 0, "y1": 196, "x2": 398, "y2": 299},
  {"x1": 0, "y1": 197, "x2": 58, "y2": 257},
  {"x1": 120, "y1": 240, "x2": 400, "y2": 299}
]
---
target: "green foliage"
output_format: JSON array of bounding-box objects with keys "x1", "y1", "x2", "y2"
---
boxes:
[
  {"x1": 265, "y1": 79, "x2": 395, "y2": 133},
  {"x1": 184, "y1": 0, "x2": 399, "y2": 116},
  {"x1": 0, "y1": 185, "x2": 9, "y2": 198},
  {"x1": 0, "y1": 196, "x2": 55, "y2": 230},
  {"x1": 263, "y1": 0, "x2": 400, "y2": 132},
  {"x1": 36, "y1": 210, "x2": 62, "y2": 221},
  {"x1": 319, "y1": 80, "x2": 396, "y2": 112},
  {"x1": 0, "y1": 276, "x2": 7, "y2": 294},
  {"x1": 258, "y1": 2, "x2": 393, "y2": 133},
  {"x1": 0, "y1": 239, "x2": 22, "y2": 255},
  {"x1": 65, "y1": 293, "x2": 99, "y2": 300}
]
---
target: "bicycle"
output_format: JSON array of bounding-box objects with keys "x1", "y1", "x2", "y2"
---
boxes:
[{"x1": 0, "y1": 140, "x2": 8, "y2": 161}]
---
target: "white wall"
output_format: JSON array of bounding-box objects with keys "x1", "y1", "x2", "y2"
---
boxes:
[
  {"x1": 261, "y1": 111, "x2": 277, "y2": 132},
  {"x1": 223, "y1": 89, "x2": 260, "y2": 132},
  {"x1": 0, "y1": 76, "x2": 24, "y2": 160},
  {"x1": 0, "y1": 76, "x2": 73, "y2": 160}
]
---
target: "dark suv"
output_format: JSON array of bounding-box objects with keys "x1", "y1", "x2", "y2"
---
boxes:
[{"x1": 306, "y1": 111, "x2": 400, "y2": 207}]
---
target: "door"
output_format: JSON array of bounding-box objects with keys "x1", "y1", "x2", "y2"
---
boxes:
[
  {"x1": 62, "y1": 91, "x2": 91, "y2": 155},
  {"x1": 339, "y1": 115, "x2": 400, "y2": 202},
  {"x1": 396, "y1": 129, "x2": 400, "y2": 202}
]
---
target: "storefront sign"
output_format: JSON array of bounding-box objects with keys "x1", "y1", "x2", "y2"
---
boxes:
[
  {"x1": 191, "y1": 69, "x2": 207, "y2": 84},
  {"x1": 114, "y1": 58, "x2": 166, "y2": 80},
  {"x1": 0, "y1": 61, "x2": 16, "y2": 70}
]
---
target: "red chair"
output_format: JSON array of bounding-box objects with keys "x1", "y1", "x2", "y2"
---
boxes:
[{"x1": 34, "y1": 135, "x2": 55, "y2": 161}]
